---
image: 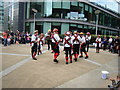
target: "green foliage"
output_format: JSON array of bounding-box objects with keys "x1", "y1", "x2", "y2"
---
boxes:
[{"x1": 59, "y1": 34, "x2": 65, "y2": 39}]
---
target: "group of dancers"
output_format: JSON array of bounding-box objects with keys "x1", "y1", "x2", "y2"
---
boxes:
[{"x1": 31, "y1": 29, "x2": 91, "y2": 64}]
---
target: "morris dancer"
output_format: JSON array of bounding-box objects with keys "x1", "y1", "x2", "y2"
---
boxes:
[
  {"x1": 63, "y1": 31, "x2": 73, "y2": 64},
  {"x1": 71, "y1": 31, "x2": 81, "y2": 62},
  {"x1": 38, "y1": 33, "x2": 45, "y2": 55},
  {"x1": 79, "y1": 32, "x2": 88, "y2": 59},
  {"x1": 86, "y1": 32, "x2": 91, "y2": 52},
  {"x1": 51, "y1": 28, "x2": 61, "y2": 63},
  {"x1": 30, "y1": 30, "x2": 38, "y2": 60}
]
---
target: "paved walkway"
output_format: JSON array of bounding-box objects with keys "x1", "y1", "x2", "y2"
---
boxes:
[{"x1": 1, "y1": 44, "x2": 119, "y2": 88}]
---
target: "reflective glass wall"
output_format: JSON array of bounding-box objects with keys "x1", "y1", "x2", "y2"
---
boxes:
[
  {"x1": 25, "y1": 22, "x2": 119, "y2": 36},
  {"x1": 25, "y1": 1, "x2": 120, "y2": 35},
  {"x1": 25, "y1": 1, "x2": 120, "y2": 29}
]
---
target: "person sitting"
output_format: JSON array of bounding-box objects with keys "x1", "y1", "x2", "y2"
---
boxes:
[{"x1": 108, "y1": 75, "x2": 120, "y2": 90}]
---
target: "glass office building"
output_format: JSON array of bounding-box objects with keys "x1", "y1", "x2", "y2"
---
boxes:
[
  {"x1": 24, "y1": 0, "x2": 120, "y2": 36},
  {"x1": 0, "y1": 1, "x2": 4, "y2": 32}
]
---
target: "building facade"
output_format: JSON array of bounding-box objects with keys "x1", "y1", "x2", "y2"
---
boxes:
[
  {"x1": 4, "y1": 0, "x2": 120, "y2": 36},
  {"x1": 0, "y1": 0, "x2": 4, "y2": 32},
  {"x1": 13, "y1": 2, "x2": 25, "y2": 32},
  {"x1": 4, "y1": 2, "x2": 13, "y2": 31},
  {"x1": 24, "y1": 0, "x2": 120, "y2": 36}
]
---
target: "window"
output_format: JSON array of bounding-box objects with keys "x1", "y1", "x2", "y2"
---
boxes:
[
  {"x1": 62, "y1": 2, "x2": 70, "y2": 9},
  {"x1": 71, "y1": 2, "x2": 78, "y2": 6},
  {"x1": 85, "y1": 4, "x2": 88, "y2": 11},
  {"x1": 44, "y1": 1, "x2": 52, "y2": 17},
  {"x1": 53, "y1": 2, "x2": 61, "y2": 8},
  {"x1": 29, "y1": 2, "x2": 44, "y2": 19}
]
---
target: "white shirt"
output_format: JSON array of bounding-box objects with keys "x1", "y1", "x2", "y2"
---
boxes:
[
  {"x1": 31, "y1": 34, "x2": 37, "y2": 42},
  {"x1": 80, "y1": 36, "x2": 86, "y2": 44},
  {"x1": 31, "y1": 34, "x2": 38, "y2": 46},
  {"x1": 86, "y1": 35, "x2": 91, "y2": 41},
  {"x1": 63, "y1": 36, "x2": 73, "y2": 47},
  {"x1": 38, "y1": 37, "x2": 45, "y2": 45},
  {"x1": 51, "y1": 33, "x2": 60, "y2": 43},
  {"x1": 96, "y1": 38, "x2": 101, "y2": 43},
  {"x1": 108, "y1": 38, "x2": 113, "y2": 43},
  {"x1": 71, "y1": 34, "x2": 81, "y2": 44}
]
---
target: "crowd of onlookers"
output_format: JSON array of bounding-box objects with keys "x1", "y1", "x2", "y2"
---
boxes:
[
  {"x1": 95, "y1": 35, "x2": 120, "y2": 55},
  {"x1": 1, "y1": 30, "x2": 32, "y2": 46},
  {"x1": 1, "y1": 30, "x2": 120, "y2": 56}
]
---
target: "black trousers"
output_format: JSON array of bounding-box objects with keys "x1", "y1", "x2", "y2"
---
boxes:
[
  {"x1": 86, "y1": 41, "x2": 90, "y2": 52},
  {"x1": 31, "y1": 43, "x2": 37, "y2": 55},
  {"x1": 73, "y1": 44, "x2": 80, "y2": 54},
  {"x1": 52, "y1": 43, "x2": 60, "y2": 53},
  {"x1": 103, "y1": 43, "x2": 107, "y2": 50},
  {"x1": 80, "y1": 44, "x2": 86, "y2": 52},
  {"x1": 64, "y1": 47, "x2": 72, "y2": 57},
  {"x1": 47, "y1": 40, "x2": 51, "y2": 50}
]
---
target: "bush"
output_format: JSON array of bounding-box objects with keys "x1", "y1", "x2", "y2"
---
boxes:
[{"x1": 59, "y1": 34, "x2": 65, "y2": 39}]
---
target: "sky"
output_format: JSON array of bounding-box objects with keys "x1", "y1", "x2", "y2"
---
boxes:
[{"x1": 89, "y1": 0, "x2": 120, "y2": 13}]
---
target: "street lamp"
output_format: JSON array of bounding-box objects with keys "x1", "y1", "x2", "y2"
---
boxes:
[
  {"x1": 95, "y1": 10, "x2": 101, "y2": 36},
  {"x1": 32, "y1": 8, "x2": 38, "y2": 32}
]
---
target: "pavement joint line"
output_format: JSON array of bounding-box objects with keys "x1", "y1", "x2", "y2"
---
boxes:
[
  {"x1": 84, "y1": 59, "x2": 102, "y2": 66},
  {"x1": 0, "y1": 53, "x2": 31, "y2": 56},
  {"x1": 0, "y1": 49, "x2": 48, "y2": 78},
  {"x1": 89, "y1": 50, "x2": 118, "y2": 56}
]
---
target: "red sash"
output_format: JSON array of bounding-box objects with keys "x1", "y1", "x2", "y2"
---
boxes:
[
  {"x1": 73, "y1": 35, "x2": 79, "y2": 43},
  {"x1": 64, "y1": 37, "x2": 72, "y2": 47},
  {"x1": 52, "y1": 34, "x2": 59, "y2": 48},
  {"x1": 30, "y1": 36, "x2": 38, "y2": 46},
  {"x1": 39, "y1": 37, "x2": 44, "y2": 46}
]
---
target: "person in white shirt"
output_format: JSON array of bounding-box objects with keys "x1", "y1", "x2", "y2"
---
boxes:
[
  {"x1": 37, "y1": 33, "x2": 45, "y2": 55},
  {"x1": 108, "y1": 36, "x2": 113, "y2": 52},
  {"x1": 71, "y1": 31, "x2": 81, "y2": 62},
  {"x1": 30, "y1": 30, "x2": 38, "y2": 60},
  {"x1": 95, "y1": 35, "x2": 102, "y2": 53},
  {"x1": 79, "y1": 32, "x2": 88, "y2": 59},
  {"x1": 63, "y1": 31, "x2": 73, "y2": 64},
  {"x1": 51, "y1": 28, "x2": 61, "y2": 63},
  {"x1": 86, "y1": 32, "x2": 91, "y2": 52}
]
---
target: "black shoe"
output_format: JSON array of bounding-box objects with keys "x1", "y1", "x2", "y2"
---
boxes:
[
  {"x1": 38, "y1": 53, "x2": 39, "y2": 55},
  {"x1": 54, "y1": 59, "x2": 58, "y2": 63},
  {"x1": 85, "y1": 56, "x2": 88, "y2": 59},
  {"x1": 33, "y1": 57, "x2": 37, "y2": 60},
  {"x1": 79, "y1": 56, "x2": 83, "y2": 58},
  {"x1": 66, "y1": 62, "x2": 68, "y2": 64},
  {"x1": 70, "y1": 61, "x2": 72, "y2": 63},
  {"x1": 74, "y1": 58, "x2": 77, "y2": 62}
]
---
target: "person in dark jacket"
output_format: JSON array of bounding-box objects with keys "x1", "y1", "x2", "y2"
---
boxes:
[{"x1": 108, "y1": 75, "x2": 120, "y2": 90}]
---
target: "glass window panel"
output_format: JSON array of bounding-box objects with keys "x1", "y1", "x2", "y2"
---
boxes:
[
  {"x1": 71, "y1": 2, "x2": 78, "y2": 6},
  {"x1": 79, "y1": 2, "x2": 84, "y2": 7},
  {"x1": 44, "y1": 1, "x2": 52, "y2": 17},
  {"x1": 62, "y1": 2, "x2": 70, "y2": 9},
  {"x1": 84, "y1": 25, "x2": 88, "y2": 29},
  {"x1": 26, "y1": 23, "x2": 29, "y2": 26},
  {"x1": 85, "y1": 4, "x2": 88, "y2": 11},
  {"x1": 70, "y1": 24, "x2": 77, "y2": 27},
  {"x1": 53, "y1": 2, "x2": 61, "y2": 8},
  {"x1": 78, "y1": 25, "x2": 83, "y2": 28},
  {"x1": 61, "y1": 23, "x2": 69, "y2": 34},
  {"x1": 52, "y1": 22, "x2": 61, "y2": 26},
  {"x1": 43, "y1": 22, "x2": 51, "y2": 34},
  {"x1": 89, "y1": 6, "x2": 92, "y2": 13}
]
